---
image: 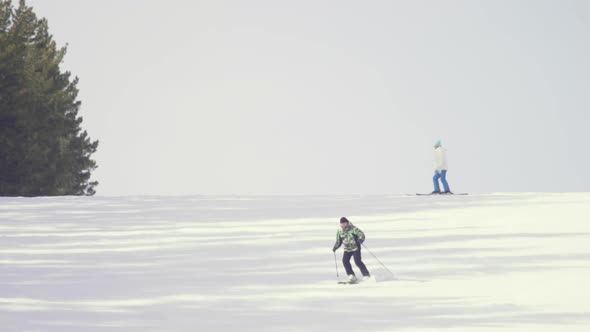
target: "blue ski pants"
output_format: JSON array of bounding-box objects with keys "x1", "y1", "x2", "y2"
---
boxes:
[{"x1": 433, "y1": 170, "x2": 451, "y2": 193}]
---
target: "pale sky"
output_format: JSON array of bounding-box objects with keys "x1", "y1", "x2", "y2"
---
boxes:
[{"x1": 26, "y1": 0, "x2": 590, "y2": 195}]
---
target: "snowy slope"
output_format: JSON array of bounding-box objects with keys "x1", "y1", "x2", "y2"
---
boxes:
[{"x1": 1, "y1": 193, "x2": 589, "y2": 331}]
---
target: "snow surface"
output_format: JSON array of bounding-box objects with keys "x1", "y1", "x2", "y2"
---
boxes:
[{"x1": 1, "y1": 193, "x2": 590, "y2": 331}]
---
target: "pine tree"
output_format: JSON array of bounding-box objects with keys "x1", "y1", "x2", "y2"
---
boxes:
[{"x1": 0, "y1": 0, "x2": 98, "y2": 196}]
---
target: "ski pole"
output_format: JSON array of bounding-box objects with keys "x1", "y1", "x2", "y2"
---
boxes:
[
  {"x1": 333, "y1": 251, "x2": 339, "y2": 277},
  {"x1": 362, "y1": 243, "x2": 395, "y2": 278}
]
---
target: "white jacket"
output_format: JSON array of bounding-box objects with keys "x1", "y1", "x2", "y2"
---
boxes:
[{"x1": 434, "y1": 147, "x2": 448, "y2": 172}]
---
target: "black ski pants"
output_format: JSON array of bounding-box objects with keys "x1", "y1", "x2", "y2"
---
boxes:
[{"x1": 343, "y1": 249, "x2": 370, "y2": 277}]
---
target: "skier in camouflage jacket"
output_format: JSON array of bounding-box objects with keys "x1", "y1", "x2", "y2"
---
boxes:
[{"x1": 332, "y1": 217, "x2": 371, "y2": 282}]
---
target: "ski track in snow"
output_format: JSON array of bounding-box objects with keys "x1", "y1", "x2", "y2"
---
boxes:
[{"x1": 1, "y1": 193, "x2": 590, "y2": 331}]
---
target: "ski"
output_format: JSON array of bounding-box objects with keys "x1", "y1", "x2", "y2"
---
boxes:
[
  {"x1": 337, "y1": 281, "x2": 360, "y2": 285},
  {"x1": 416, "y1": 193, "x2": 468, "y2": 196}
]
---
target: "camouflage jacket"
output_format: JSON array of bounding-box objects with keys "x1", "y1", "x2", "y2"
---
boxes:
[{"x1": 333, "y1": 223, "x2": 365, "y2": 252}]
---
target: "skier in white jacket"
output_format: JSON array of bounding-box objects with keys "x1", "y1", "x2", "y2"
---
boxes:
[{"x1": 432, "y1": 139, "x2": 452, "y2": 194}]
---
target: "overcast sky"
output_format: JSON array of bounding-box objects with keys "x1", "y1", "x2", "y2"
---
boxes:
[{"x1": 26, "y1": 0, "x2": 590, "y2": 195}]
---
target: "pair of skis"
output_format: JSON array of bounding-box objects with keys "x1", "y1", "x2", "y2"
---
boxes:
[
  {"x1": 337, "y1": 280, "x2": 361, "y2": 285},
  {"x1": 415, "y1": 192, "x2": 468, "y2": 196}
]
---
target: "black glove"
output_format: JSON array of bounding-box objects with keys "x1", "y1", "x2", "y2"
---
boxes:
[{"x1": 332, "y1": 246, "x2": 337, "y2": 252}]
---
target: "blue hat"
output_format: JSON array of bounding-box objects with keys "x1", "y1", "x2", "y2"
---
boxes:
[{"x1": 434, "y1": 139, "x2": 442, "y2": 147}]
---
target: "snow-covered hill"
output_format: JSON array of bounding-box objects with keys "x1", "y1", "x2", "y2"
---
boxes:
[{"x1": 1, "y1": 193, "x2": 589, "y2": 331}]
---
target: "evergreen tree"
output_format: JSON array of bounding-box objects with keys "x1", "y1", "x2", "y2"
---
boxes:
[{"x1": 0, "y1": 0, "x2": 98, "y2": 196}]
